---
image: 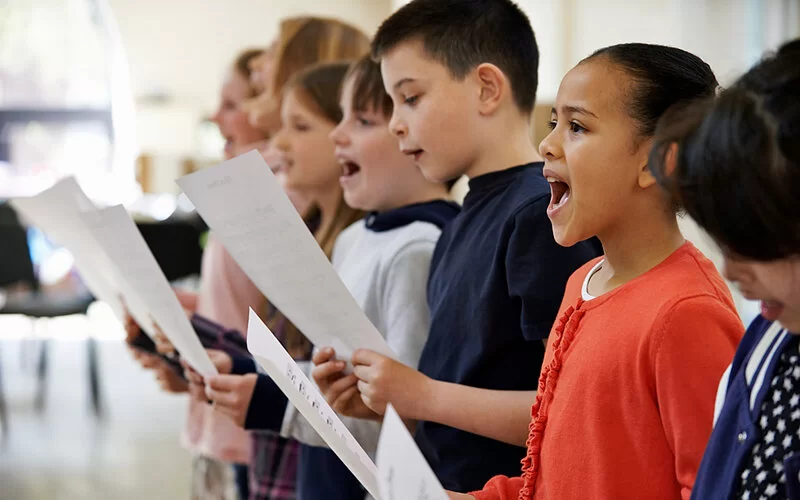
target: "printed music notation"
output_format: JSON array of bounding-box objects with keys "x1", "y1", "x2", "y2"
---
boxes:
[
  {"x1": 247, "y1": 308, "x2": 382, "y2": 500},
  {"x1": 178, "y1": 150, "x2": 395, "y2": 363}
]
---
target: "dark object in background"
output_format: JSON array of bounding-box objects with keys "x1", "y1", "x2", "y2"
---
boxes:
[
  {"x1": 0, "y1": 202, "x2": 100, "y2": 443},
  {"x1": 135, "y1": 211, "x2": 207, "y2": 282}
]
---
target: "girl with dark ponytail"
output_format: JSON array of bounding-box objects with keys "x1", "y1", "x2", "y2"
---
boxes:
[{"x1": 460, "y1": 43, "x2": 746, "y2": 500}]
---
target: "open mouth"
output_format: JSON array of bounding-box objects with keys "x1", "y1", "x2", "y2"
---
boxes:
[
  {"x1": 339, "y1": 160, "x2": 361, "y2": 178},
  {"x1": 761, "y1": 300, "x2": 785, "y2": 321},
  {"x1": 546, "y1": 176, "x2": 571, "y2": 213}
]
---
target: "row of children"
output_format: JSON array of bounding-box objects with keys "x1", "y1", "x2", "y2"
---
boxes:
[{"x1": 126, "y1": 1, "x2": 800, "y2": 499}]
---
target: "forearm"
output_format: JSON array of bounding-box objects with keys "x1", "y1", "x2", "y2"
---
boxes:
[{"x1": 422, "y1": 380, "x2": 534, "y2": 447}]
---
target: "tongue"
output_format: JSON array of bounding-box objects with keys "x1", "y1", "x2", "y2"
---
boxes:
[{"x1": 761, "y1": 301, "x2": 784, "y2": 321}]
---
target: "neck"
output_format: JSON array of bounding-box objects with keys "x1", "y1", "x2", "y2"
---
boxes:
[
  {"x1": 465, "y1": 115, "x2": 541, "y2": 179},
  {"x1": 596, "y1": 203, "x2": 685, "y2": 294}
]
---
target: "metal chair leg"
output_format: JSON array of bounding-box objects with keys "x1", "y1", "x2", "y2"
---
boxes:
[
  {"x1": 88, "y1": 336, "x2": 102, "y2": 418},
  {"x1": 34, "y1": 338, "x2": 48, "y2": 413},
  {"x1": 0, "y1": 343, "x2": 8, "y2": 445}
]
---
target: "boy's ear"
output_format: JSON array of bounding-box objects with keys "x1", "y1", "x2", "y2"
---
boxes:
[{"x1": 474, "y1": 63, "x2": 506, "y2": 115}]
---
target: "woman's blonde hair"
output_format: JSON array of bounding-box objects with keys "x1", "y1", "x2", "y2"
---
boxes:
[
  {"x1": 270, "y1": 62, "x2": 365, "y2": 359},
  {"x1": 247, "y1": 16, "x2": 370, "y2": 133}
]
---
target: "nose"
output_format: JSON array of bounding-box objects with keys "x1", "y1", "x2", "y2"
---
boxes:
[
  {"x1": 329, "y1": 121, "x2": 348, "y2": 146},
  {"x1": 538, "y1": 127, "x2": 562, "y2": 161},
  {"x1": 388, "y1": 109, "x2": 407, "y2": 139},
  {"x1": 211, "y1": 107, "x2": 223, "y2": 126},
  {"x1": 273, "y1": 127, "x2": 289, "y2": 153}
]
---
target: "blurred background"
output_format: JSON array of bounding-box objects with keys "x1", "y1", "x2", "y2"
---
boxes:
[{"x1": 0, "y1": 1, "x2": 797, "y2": 499}]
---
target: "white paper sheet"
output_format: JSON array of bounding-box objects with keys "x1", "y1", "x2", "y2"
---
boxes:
[
  {"x1": 78, "y1": 205, "x2": 217, "y2": 376},
  {"x1": 246, "y1": 308, "x2": 382, "y2": 499},
  {"x1": 377, "y1": 405, "x2": 449, "y2": 500},
  {"x1": 10, "y1": 178, "x2": 154, "y2": 333},
  {"x1": 177, "y1": 150, "x2": 394, "y2": 362}
]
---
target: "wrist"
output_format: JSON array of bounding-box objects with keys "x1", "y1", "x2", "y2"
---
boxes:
[{"x1": 413, "y1": 374, "x2": 439, "y2": 421}]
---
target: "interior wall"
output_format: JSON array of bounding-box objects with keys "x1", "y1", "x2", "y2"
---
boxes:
[{"x1": 108, "y1": 0, "x2": 392, "y2": 180}]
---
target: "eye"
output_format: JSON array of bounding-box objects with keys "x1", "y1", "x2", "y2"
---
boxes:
[
  {"x1": 546, "y1": 119, "x2": 557, "y2": 131},
  {"x1": 293, "y1": 122, "x2": 310, "y2": 132},
  {"x1": 403, "y1": 95, "x2": 419, "y2": 107},
  {"x1": 356, "y1": 115, "x2": 374, "y2": 127},
  {"x1": 569, "y1": 121, "x2": 586, "y2": 134}
]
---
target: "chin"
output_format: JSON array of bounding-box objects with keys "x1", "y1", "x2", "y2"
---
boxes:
[
  {"x1": 551, "y1": 226, "x2": 586, "y2": 249},
  {"x1": 343, "y1": 192, "x2": 368, "y2": 212}
]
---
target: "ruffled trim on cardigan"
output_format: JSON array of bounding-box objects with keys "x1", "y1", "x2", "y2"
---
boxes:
[{"x1": 518, "y1": 298, "x2": 586, "y2": 499}]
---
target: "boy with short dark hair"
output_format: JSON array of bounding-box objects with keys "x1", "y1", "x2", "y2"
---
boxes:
[{"x1": 312, "y1": 0, "x2": 602, "y2": 492}]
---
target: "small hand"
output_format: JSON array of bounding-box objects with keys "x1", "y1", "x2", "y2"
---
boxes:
[
  {"x1": 352, "y1": 349, "x2": 433, "y2": 419},
  {"x1": 153, "y1": 360, "x2": 189, "y2": 394},
  {"x1": 312, "y1": 348, "x2": 381, "y2": 420},
  {"x1": 122, "y1": 308, "x2": 141, "y2": 344},
  {"x1": 207, "y1": 349, "x2": 233, "y2": 374},
  {"x1": 181, "y1": 359, "x2": 207, "y2": 402},
  {"x1": 204, "y1": 374, "x2": 258, "y2": 427},
  {"x1": 153, "y1": 324, "x2": 176, "y2": 355}
]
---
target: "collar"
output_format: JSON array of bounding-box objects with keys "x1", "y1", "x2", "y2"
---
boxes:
[{"x1": 365, "y1": 200, "x2": 461, "y2": 232}]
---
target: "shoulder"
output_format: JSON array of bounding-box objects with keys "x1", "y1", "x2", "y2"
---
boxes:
[
  {"x1": 649, "y1": 291, "x2": 744, "y2": 364},
  {"x1": 336, "y1": 219, "x2": 365, "y2": 244},
  {"x1": 332, "y1": 220, "x2": 365, "y2": 260},
  {"x1": 378, "y1": 222, "x2": 441, "y2": 267}
]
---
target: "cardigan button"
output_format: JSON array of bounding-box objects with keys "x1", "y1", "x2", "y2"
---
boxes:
[{"x1": 738, "y1": 431, "x2": 748, "y2": 443}]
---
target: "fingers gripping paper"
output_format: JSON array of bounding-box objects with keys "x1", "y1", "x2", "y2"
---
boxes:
[
  {"x1": 377, "y1": 404, "x2": 449, "y2": 500},
  {"x1": 78, "y1": 205, "x2": 217, "y2": 377},
  {"x1": 245, "y1": 309, "x2": 381, "y2": 499},
  {"x1": 177, "y1": 150, "x2": 394, "y2": 362}
]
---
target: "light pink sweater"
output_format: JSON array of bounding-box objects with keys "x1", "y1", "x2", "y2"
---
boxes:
[{"x1": 181, "y1": 235, "x2": 265, "y2": 464}]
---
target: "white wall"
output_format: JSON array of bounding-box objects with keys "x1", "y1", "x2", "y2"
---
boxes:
[
  {"x1": 109, "y1": 0, "x2": 391, "y2": 162},
  {"x1": 518, "y1": 0, "x2": 799, "y2": 101}
]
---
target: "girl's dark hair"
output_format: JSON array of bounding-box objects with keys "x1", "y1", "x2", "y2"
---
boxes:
[
  {"x1": 584, "y1": 43, "x2": 719, "y2": 138},
  {"x1": 650, "y1": 39, "x2": 800, "y2": 261}
]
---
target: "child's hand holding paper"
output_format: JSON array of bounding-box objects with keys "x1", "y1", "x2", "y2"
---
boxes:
[
  {"x1": 351, "y1": 349, "x2": 434, "y2": 419},
  {"x1": 312, "y1": 347, "x2": 381, "y2": 421},
  {"x1": 204, "y1": 373, "x2": 259, "y2": 427}
]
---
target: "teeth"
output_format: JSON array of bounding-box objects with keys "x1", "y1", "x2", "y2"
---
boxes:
[{"x1": 546, "y1": 177, "x2": 559, "y2": 183}]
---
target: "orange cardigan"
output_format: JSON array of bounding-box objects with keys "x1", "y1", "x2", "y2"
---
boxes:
[{"x1": 471, "y1": 243, "x2": 744, "y2": 500}]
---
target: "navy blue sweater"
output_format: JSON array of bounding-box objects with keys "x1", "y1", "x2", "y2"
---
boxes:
[{"x1": 415, "y1": 163, "x2": 602, "y2": 492}]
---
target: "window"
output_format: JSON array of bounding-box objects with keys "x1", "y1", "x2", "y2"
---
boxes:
[{"x1": 0, "y1": 0, "x2": 137, "y2": 203}]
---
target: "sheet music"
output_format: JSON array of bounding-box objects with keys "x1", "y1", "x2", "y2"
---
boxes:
[
  {"x1": 246, "y1": 308, "x2": 382, "y2": 499},
  {"x1": 78, "y1": 205, "x2": 217, "y2": 377},
  {"x1": 177, "y1": 150, "x2": 394, "y2": 362},
  {"x1": 377, "y1": 405, "x2": 449, "y2": 500},
  {"x1": 10, "y1": 178, "x2": 154, "y2": 334}
]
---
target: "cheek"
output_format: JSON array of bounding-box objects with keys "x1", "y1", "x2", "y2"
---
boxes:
[
  {"x1": 230, "y1": 115, "x2": 259, "y2": 140},
  {"x1": 759, "y1": 261, "x2": 800, "y2": 303}
]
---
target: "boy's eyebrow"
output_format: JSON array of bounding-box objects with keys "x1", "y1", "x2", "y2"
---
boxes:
[
  {"x1": 552, "y1": 105, "x2": 599, "y2": 119},
  {"x1": 392, "y1": 77, "x2": 416, "y2": 91}
]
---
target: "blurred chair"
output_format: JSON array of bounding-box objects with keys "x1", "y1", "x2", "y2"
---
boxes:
[{"x1": 0, "y1": 202, "x2": 101, "y2": 441}]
